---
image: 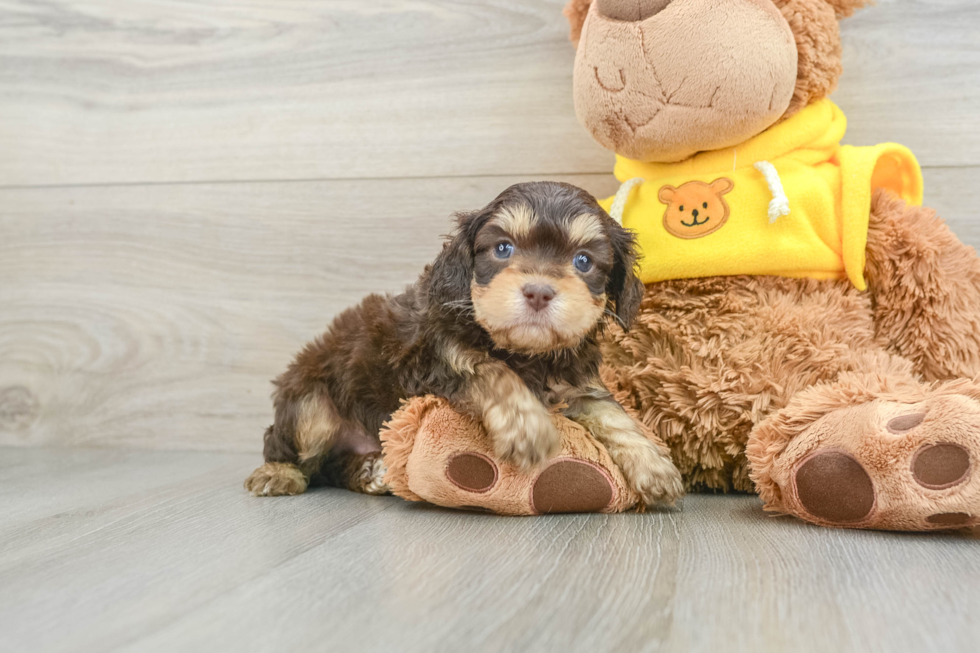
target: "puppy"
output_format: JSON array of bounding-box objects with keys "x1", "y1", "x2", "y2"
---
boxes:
[{"x1": 244, "y1": 181, "x2": 684, "y2": 506}]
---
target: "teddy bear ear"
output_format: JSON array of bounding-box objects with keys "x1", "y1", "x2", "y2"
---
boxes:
[
  {"x1": 821, "y1": 0, "x2": 872, "y2": 18},
  {"x1": 563, "y1": 0, "x2": 593, "y2": 46},
  {"x1": 710, "y1": 178, "x2": 735, "y2": 195},
  {"x1": 658, "y1": 185, "x2": 676, "y2": 204}
]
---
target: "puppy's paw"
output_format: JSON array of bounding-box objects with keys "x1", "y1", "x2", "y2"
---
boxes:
[
  {"x1": 617, "y1": 441, "x2": 684, "y2": 507},
  {"x1": 244, "y1": 462, "x2": 309, "y2": 497},
  {"x1": 349, "y1": 453, "x2": 391, "y2": 496},
  {"x1": 486, "y1": 401, "x2": 561, "y2": 470}
]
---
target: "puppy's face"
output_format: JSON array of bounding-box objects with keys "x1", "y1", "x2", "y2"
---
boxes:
[
  {"x1": 471, "y1": 203, "x2": 611, "y2": 353},
  {"x1": 430, "y1": 182, "x2": 645, "y2": 355}
]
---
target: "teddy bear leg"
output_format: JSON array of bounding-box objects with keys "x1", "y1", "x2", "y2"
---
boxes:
[
  {"x1": 380, "y1": 396, "x2": 642, "y2": 515},
  {"x1": 864, "y1": 188, "x2": 980, "y2": 381},
  {"x1": 747, "y1": 352, "x2": 980, "y2": 530}
]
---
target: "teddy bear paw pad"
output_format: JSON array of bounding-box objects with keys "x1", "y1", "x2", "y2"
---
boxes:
[
  {"x1": 911, "y1": 443, "x2": 970, "y2": 489},
  {"x1": 445, "y1": 453, "x2": 498, "y2": 493},
  {"x1": 925, "y1": 512, "x2": 972, "y2": 526},
  {"x1": 794, "y1": 451, "x2": 876, "y2": 524},
  {"x1": 531, "y1": 458, "x2": 615, "y2": 514}
]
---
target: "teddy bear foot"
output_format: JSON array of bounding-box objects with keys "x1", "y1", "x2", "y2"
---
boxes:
[
  {"x1": 754, "y1": 392, "x2": 980, "y2": 531},
  {"x1": 446, "y1": 452, "x2": 618, "y2": 514},
  {"x1": 379, "y1": 396, "x2": 647, "y2": 515}
]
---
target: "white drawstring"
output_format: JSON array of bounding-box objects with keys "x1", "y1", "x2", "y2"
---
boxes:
[
  {"x1": 609, "y1": 177, "x2": 644, "y2": 225},
  {"x1": 753, "y1": 160, "x2": 790, "y2": 223}
]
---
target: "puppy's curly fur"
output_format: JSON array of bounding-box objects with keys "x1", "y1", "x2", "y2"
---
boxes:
[{"x1": 245, "y1": 181, "x2": 683, "y2": 505}]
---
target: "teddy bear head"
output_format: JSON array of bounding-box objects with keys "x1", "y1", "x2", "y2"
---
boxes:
[{"x1": 564, "y1": 0, "x2": 870, "y2": 163}]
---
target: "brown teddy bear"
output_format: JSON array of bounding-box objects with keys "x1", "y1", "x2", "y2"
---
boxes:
[{"x1": 382, "y1": 0, "x2": 980, "y2": 531}]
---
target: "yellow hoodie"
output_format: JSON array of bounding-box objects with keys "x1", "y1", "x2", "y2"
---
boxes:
[{"x1": 599, "y1": 100, "x2": 923, "y2": 290}]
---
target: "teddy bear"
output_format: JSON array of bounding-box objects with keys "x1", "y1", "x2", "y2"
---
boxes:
[{"x1": 381, "y1": 0, "x2": 980, "y2": 531}]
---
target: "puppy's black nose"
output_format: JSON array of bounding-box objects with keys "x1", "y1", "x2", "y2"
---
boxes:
[
  {"x1": 522, "y1": 284, "x2": 555, "y2": 312},
  {"x1": 691, "y1": 208, "x2": 699, "y2": 219}
]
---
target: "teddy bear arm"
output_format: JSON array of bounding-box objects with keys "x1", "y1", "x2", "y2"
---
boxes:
[{"x1": 865, "y1": 188, "x2": 980, "y2": 381}]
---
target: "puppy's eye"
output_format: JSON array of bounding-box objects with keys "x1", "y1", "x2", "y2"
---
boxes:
[
  {"x1": 679, "y1": 205, "x2": 684, "y2": 212},
  {"x1": 494, "y1": 242, "x2": 514, "y2": 259},
  {"x1": 573, "y1": 253, "x2": 593, "y2": 273},
  {"x1": 703, "y1": 202, "x2": 708, "y2": 209}
]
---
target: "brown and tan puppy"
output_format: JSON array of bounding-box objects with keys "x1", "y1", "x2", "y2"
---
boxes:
[{"x1": 245, "y1": 182, "x2": 684, "y2": 507}]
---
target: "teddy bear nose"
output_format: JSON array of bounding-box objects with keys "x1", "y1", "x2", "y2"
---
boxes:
[
  {"x1": 691, "y1": 208, "x2": 699, "y2": 218},
  {"x1": 596, "y1": 0, "x2": 673, "y2": 21},
  {"x1": 522, "y1": 284, "x2": 556, "y2": 312}
]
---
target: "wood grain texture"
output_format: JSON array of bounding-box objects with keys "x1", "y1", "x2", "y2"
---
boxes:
[
  {"x1": 1, "y1": 0, "x2": 978, "y2": 187},
  {"x1": 0, "y1": 0, "x2": 603, "y2": 187},
  {"x1": 0, "y1": 448, "x2": 977, "y2": 653},
  {"x1": 838, "y1": 0, "x2": 980, "y2": 165},
  {"x1": 923, "y1": 167, "x2": 980, "y2": 241}
]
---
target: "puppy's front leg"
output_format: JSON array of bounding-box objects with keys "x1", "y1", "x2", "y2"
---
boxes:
[
  {"x1": 461, "y1": 361, "x2": 561, "y2": 470},
  {"x1": 568, "y1": 396, "x2": 684, "y2": 507}
]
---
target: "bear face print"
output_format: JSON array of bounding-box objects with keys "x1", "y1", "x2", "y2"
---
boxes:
[{"x1": 659, "y1": 178, "x2": 734, "y2": 239}]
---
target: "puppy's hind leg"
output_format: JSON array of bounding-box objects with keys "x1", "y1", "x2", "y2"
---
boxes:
[
  {"x1": 245, "y1": 391, "x2": 341, "y2": 497},
  {"x1": 317, "y1": 420, "x2": 390, "y2": 496},
  {"x1": 320, "y1": 451, "x2": 390, "y2": 496}
]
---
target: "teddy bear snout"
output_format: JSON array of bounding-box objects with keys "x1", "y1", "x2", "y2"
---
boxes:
[{"x1": 596, "y1": 0, "x2": 673, "y2": 22}]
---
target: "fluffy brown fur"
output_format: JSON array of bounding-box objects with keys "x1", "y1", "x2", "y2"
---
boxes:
[
  {"x1": 245, "y1": 182, "x2": 682, "y2": 505},
  {"x1": 773, "y1": 0, "x2": 845, "y2": 119},
  {"x1": 601, "y1": 189, "x2": 980, "y2": 498}
]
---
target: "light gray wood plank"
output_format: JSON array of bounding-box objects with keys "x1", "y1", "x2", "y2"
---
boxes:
[
  {"x1": 923, "y1": 166, "x2": 980, "y2": 243},
  {"x1": 0, "y1": 174, "x2": 619, "y2": 451},
  {"x1": 0, "y1": 447, "x2": 242, "y2": 527},
  {"x1": 0, "y1": 448, "x2": 399, "y2": 653},
  {"x1": 666, "y1": 499, "x2": 980, "y2": 653},
  {"x1": 1, "y1": 0, "x2": 977, "y2": 187},
  {"x1": 2, "y1": 169, "x2": 978, "y2": 453},
  {"x1": 838, "y1": 0, "x2": 980, "y2": 165},
  {"x1": 0, "y1": 448, "x2": 976, "y2": 653},
  {"x1": 0, "y1": 0, "x2": 608, "y2": 187}
]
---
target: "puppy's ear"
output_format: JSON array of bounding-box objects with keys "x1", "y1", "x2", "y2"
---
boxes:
[
  {"x1": 428, "y1": 207, "x2": 492, "y2": 307},
  {"x1": 606, "y1": 219, "x2": 646, "y2": 331}
]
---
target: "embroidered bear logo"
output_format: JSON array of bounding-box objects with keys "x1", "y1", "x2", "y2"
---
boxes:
[{"x1": 659, "y1": 178, "x2": 735, "y2": 239}]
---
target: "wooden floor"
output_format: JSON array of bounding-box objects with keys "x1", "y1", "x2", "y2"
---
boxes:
[{"x1": 0, "y1": 447, "x2": 977, "y2": 653}]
